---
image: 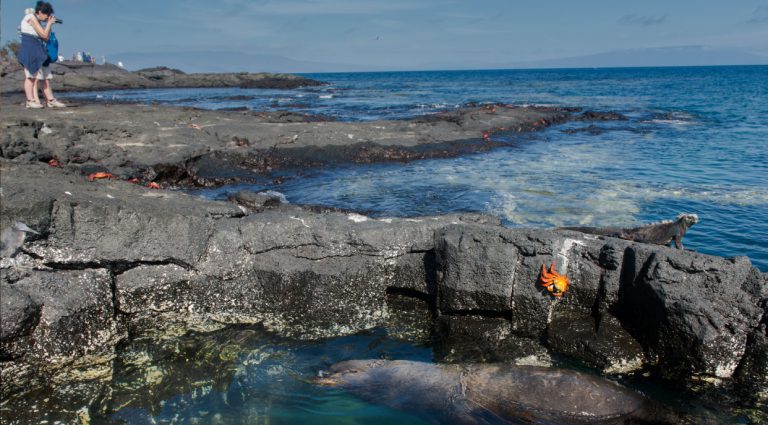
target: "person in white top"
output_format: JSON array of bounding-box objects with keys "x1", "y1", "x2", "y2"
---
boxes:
[{"x1": 18, "y1": 2, "x2": 66, "y2": 108}]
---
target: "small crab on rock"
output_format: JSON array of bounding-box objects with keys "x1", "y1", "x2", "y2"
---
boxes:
[
  {"x1": 87, "y1": 172, "x2": 116, "y2": 182},
  {"x1": 538, "y1": 263, "x2": 570, "y2": 297}
]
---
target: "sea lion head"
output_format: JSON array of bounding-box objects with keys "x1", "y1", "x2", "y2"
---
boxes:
[{"x1": 313, "y1": 359, "x2": 386, "y2": 387}]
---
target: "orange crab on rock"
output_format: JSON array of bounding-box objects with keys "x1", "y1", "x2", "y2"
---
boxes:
[
  {"x1": 87, "y1": 172, "x2": 116, "y2": 182},
  {"x1": 539, "y1": 263, "x2": 570, "y2": 297}
]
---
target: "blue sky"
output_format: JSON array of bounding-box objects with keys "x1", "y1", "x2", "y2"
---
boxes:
[{"x1": 2, "y1": 0, "x2": 768, "y2": 71}]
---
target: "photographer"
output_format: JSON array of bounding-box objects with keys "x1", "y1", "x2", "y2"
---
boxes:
[{"x1": 18, "y1": 1, "x2": 66, "y2": 108}]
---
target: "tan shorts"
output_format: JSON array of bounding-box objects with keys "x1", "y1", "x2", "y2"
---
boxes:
[{"x1": 24, "y1": 65, "x2": 52, "y2": 80}]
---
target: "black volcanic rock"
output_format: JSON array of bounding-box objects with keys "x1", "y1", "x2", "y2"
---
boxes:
[
  {"x1": 0, "y1": 60, "x2": 324, "y2": 94},
  {"x1": 1, "y1": 161, "x2": 765, "y2": 408},
  {"x1": 136, "y1": 66, "x2": 186, "y2": 80},
  {"x1": 577, "y1": 110, "x2": 629, "y2": 121},
  {"x1": 619, "y1": 249, "x2": 763, "y2": 380},
  {"x1": 0, "y1": 102, "x2": 573, "y2": 188},
  {"x1": 434, "y1": 224, "x2": 767, "y2": 386},
  {"x1": 0, "y1": 282, "x2": 42, "y2": 360}
]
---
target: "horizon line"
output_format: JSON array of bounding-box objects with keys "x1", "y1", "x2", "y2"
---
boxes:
[
  {"x1": 293, "y1": 63, "x2": 768, "y2": 75},
  {"x1": 123, "y1": 62, "x2": 768, "y2": 74}
]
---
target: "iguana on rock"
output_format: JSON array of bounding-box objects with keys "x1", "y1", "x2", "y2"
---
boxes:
[{"x1": 558, "y1": 213, "x2": 699, "y2": 249}]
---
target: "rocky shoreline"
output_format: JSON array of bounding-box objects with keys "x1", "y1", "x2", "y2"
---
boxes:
[
  {"x1": 1, "y1": 100, "x2": 573, "y2": 188},
  {"x1": 1, "y1": 92, "x2": 766, "y2": 423},
  {"x1": 0, "y1": 61, "x2": 324, "y2": 94}
]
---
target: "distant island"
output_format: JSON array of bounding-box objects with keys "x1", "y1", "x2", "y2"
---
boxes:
[{"x1": 109, "y1": 46, "x2": 768, "y2": 73}]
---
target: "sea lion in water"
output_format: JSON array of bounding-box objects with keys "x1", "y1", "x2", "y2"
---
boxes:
[{"x1": 315, "y1": 359, "x2": 682, "y2": 424}]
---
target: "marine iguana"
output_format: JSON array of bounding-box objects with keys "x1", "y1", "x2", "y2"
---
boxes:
[{"x1": 558, "y1": 213, "x2": 699, "y2": 249}]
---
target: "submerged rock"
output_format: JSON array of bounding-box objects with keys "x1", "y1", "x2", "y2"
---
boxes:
[
  {"x1": 228, "y1": 189, "x2": 287, "y2": 212},
  {"x1": 576, "y1": 110, "x2": 629, "y2": 121},
  {"x1": 561, "y1": 124, "x2": 608, "y2": 135}
]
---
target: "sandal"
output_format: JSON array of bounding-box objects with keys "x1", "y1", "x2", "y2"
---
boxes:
[{"x1": 46, "y1": 98, "x2": 67, "y2": 108}]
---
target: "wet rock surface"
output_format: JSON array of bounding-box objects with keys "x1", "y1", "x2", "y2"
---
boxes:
[{"x1": 1, "y1": 101, "x2": 572, "y2": 187}]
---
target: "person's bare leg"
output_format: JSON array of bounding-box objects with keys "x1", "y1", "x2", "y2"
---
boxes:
[
  {"x1": 41, "y1": 79, "x2": 54, "y2": 102},
  {"x1": 24, "y1": 77, "x2": 36, "y2": 101},
  {"x1": 31, "y1": 78, "x2": 41, "y2": 103},
  {"x1": 40, "y1": 78, "x2": 65, "y2": 107}
]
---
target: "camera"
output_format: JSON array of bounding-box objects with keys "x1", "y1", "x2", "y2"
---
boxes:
[{"x1": 55, "y1": 18, "x2": 63, "y2": 24}]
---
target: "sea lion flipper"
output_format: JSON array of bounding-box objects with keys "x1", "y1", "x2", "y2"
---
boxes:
[{"x1": 462, "y1": 394, "x2": 519, "y2": 425}]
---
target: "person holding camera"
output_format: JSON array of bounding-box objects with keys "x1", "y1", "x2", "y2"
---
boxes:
[{"x1": 18, "y1": 1, "x2": 66, "y2": 108}]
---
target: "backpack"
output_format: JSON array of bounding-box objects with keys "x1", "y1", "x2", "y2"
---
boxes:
[{"x1": 46, "y1": 32, "x2": 59, "y2": 63}]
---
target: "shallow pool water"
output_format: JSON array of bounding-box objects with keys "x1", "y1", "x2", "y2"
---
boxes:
[{"x1": 4, "y1": 319, "x2": 760, "y2": 424}]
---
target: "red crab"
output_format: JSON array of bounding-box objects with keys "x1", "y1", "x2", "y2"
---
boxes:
[
  {"x1": 539, "y1": 263, "x2": 570, "y2": 297},
  {"x1": 87, "y1": 172, "x2": 116, "y2": 182}
]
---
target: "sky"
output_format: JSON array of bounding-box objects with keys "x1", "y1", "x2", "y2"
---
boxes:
[{"x1": 2, "y1": 0, "x2": 768, "y2": 72}]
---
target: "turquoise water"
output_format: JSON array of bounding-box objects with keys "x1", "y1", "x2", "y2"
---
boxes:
[
  {"x1": 78, "y1": 66, "x2": 766, "y2": 270},
  {"x1": 104, "y1": 326, "x2": 436, "y2": 425},
  {"x1": 7, "y1": 320, "x2": 755, "y2": 424},
  {"x1": 3, "y1": 324, "x2": 437, "y2": 424}
]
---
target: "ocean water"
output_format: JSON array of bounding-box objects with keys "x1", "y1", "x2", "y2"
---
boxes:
[
  {"x1": 75, "y1": 66, "x2": 767, "y2": 270},
  {"x1": 42, "y1": 66, "x2": 768, "y2": 424}
]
